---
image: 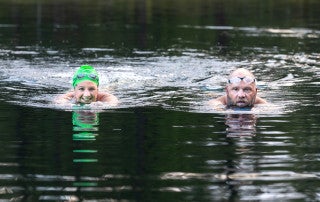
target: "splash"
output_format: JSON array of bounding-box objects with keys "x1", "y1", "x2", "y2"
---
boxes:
[
  {"x1": 0, "y1": 47, "x2": 240, "y2": 111},
  {"x1": 0, "y1": 45, "x2": 317, "y2": 113}
]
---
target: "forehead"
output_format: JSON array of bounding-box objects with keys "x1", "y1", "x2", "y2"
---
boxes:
[
  {"x1": 227, "y1": 81, "x2": 255, "y2": 89},
  {"x1": 75, "y1": 80, "x2": 97, "y2": 88}
]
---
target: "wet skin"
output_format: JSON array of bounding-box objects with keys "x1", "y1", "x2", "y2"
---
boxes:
[
  {"x1": 226, "y1": 80, "x2": 257, "y2": 107},
  {"x1": 74, "y1": 81, "x2": 98, "y2": 104}
]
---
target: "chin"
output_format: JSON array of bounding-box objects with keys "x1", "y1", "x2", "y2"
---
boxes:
[
  {"x1": 77, "y1": 100, "x2": 93, "y2": 104},
  {"x1": 236, "y1": 102, "x2": 249, "y2": 107}
]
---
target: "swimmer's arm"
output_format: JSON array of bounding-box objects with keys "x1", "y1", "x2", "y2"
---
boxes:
[
  {"x1": 97, "y1": 92, "x2": 119, "y2": 106},
  {"x1": 54, "y1": 92, "x2": 74, "y2": 104}
]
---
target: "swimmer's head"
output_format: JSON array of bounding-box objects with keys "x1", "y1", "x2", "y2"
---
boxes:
[
  {"x1": 226, "y1": 68, "x2": 258, "y2": 107},
  {"x1": 72, "y1": 65, "x2": 99, "y2": 88}
]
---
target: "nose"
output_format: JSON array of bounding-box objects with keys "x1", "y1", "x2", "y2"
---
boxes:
[
  {"x1": 237, "y1": 89, "x2": 245, "y2": 98},
  {"x1": 83, "y1": 89, "x2": 91, "y2": 97}
]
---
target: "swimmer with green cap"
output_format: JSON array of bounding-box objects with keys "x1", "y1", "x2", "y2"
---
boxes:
[
  {"x1": 72, "y1": 65, "x2": 99, "y2": 88},
  {"x1": 55, "y1": 65, "x2": 118, "y2": 106}
]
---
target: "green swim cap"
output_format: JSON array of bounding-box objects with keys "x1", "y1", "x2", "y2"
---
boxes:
[{"x1": 72, "y1": 65, "x2": 99, "y2": 87}]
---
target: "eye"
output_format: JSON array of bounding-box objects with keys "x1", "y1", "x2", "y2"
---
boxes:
[
  {"x1": 89, "y1": 87, "x2": 96, "y2": 91},
  {"x1": 244, "y1": 88, "x2": 253, "y2": 93},
  {"x1": 232, "y1": 87, "x2": 239, "y2": 91}
]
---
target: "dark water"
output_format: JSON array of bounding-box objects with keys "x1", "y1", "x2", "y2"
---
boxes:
[{"x1": 0, "y1": 0, "x2": 320, "y2": 201}]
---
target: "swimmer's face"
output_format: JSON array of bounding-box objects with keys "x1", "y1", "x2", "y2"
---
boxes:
[
  {"x1": 74, "y1": 81, "x2": 98, "y2": 104},
  {"x1": 226, "y1": 80, "x2": 257, "y2": 107}
]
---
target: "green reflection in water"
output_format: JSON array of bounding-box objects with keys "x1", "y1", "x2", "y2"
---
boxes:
[
  {"x1": 73, "y1": 159, "x2": 98, "y2": 163},
  {"x1": 72, "y1": 110, "x2": 99, "y2": 131},
  {"x1": 73, "y1": 182, "x2": 98, "y2": 187},
  {"x1": 73, "y1": 132, "x2": 97, "y2": 141},
  {"x1": 73, "y1": 149, "x2": 98, "y2": 153},
  {"x1": 72, "y1": 110, "x2": 100, "y2": 164}
]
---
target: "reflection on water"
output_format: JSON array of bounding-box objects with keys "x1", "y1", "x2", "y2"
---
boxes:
[
  {"x1": 225, "y1": 113, "x2": 257, "y2": 137},
  {"x1": 180, "y1": 25, "x2": 320, "y2": 39},
  {"x1": 72, "y1": 110, "x2": 99, "y2": 132},
  {"x1": 0, "y1": 105, "x2": 319, "y2": 201},
  {"x1": 0, "y1": 0, "x2": 320, "y2": 201},
  {"x1": 72, "y1": 110, "x2": 99, "y2": 198}
]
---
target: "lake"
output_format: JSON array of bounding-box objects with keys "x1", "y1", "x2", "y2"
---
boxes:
[{"x1": 0, "y1": 0, "x2": 319, "y2": 201}]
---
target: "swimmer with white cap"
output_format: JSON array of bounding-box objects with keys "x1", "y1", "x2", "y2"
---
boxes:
[{"x1": 209, "y1": 68, "x2": 267, "y2": 108}]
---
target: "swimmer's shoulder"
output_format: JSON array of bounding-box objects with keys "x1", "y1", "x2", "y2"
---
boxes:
[
  {"x1": 207, "y1": 95, "x2": 226, "y2": 111},
  {"x1": 208, "y1": 95, "x2": 226, "y2": 105},
  {"x1": 97, "y1": 92, "x2": 119, "y2": 106},
  {"x1": 255, "y1": 96, "x2": 267, "y2": 105}
]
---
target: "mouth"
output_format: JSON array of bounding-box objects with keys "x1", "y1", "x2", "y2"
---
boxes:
[
  {"x1": 236, "y1": 100, "x2": 247, "y2": 107},
  {"x1": 80, "y1": 98, "x2": 93, "y2": 104}
]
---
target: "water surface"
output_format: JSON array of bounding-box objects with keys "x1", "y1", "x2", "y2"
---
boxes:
[{"x1": 0, "y1": 0, "x2": 319, "y2": 201}]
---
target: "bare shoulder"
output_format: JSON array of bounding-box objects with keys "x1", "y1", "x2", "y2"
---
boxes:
[
  {"x1": 97, "y1": 92, "x2": 119, "y2": 106},
  {"x1": 255, "y1": 96, "x2": 267, "y2": 104},
  {"x1": 208, "y1": 95, "x2": 226, "y2": 106},
  {"x1": 207, "y1": 95, "x2": 226, "y2": 111}
]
